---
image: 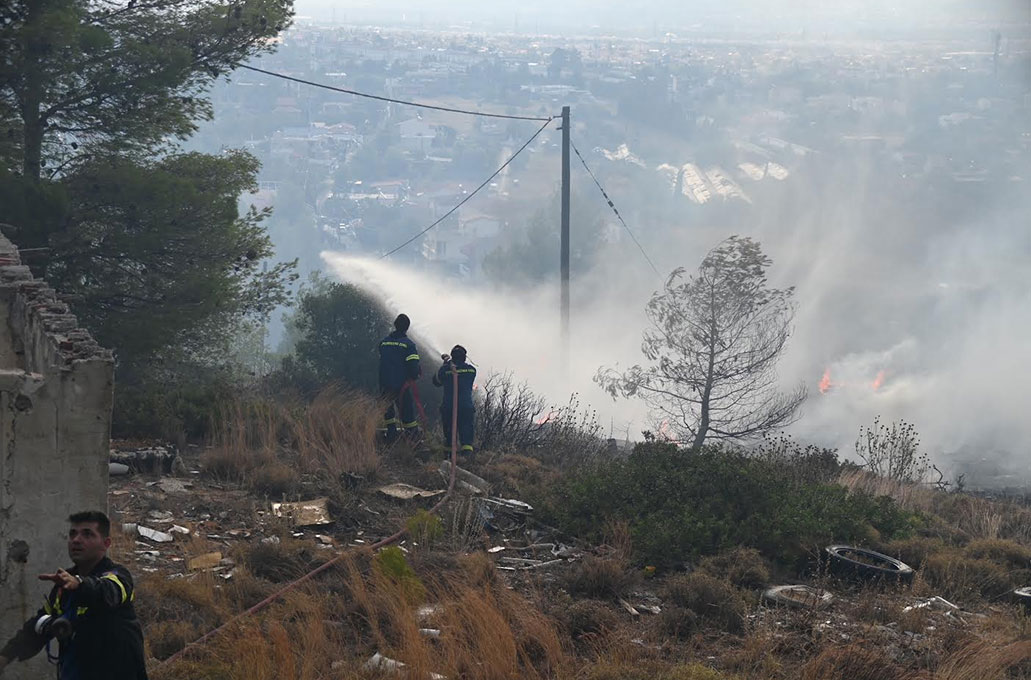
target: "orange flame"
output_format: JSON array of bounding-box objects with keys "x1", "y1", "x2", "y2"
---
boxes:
[
  {"x1": 819, "y1": 369, "x2": 832, "y2": 394},
  {"x1": 871, "y1": 370, "x2": 885, "y2": 391}
]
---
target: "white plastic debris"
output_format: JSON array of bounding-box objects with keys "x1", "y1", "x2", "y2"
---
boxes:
[
  {"x1": 364, "y1": 652, "x2": 446, "y2": 679},
  {"x1": 902, "y1": 596, "x2": 959, "y2": 613},
  {"x1": 109, "y1": 462, "x2": 130, "y2": 476},
  {"x1": 137, "y1": 526, "x2": 174, "y2": 543}
]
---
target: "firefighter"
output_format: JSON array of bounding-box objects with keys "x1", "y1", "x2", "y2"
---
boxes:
[
  {"x1": 0, "y1": 511, "x2": 148, "y2": 680},
  {"x1": 433, "y1": 344, "x2": 476, "y2": 457},
  {"x1": 378, "y1": 313, "x2": 421, "y2": 440}
]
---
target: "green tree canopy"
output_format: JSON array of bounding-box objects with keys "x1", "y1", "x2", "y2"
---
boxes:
[
  {"x1": 0, "y1": 0, "x2": 292, "y2": 181},
  {"x1": 46, "y1": 150, "x2": 295, "y2": 360}
]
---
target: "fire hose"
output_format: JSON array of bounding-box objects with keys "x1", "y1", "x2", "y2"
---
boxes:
[{"x1": 161, "y1": 362, "x2": 461, "y2": 668}]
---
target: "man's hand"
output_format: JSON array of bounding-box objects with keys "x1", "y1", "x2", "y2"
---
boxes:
[{"x1": 38, "y1": 568, "x2": 79, "y2": 591}]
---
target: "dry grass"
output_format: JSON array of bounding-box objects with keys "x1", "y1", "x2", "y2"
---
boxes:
[
  {"x1": 200, "y1": 387, "x2": 381, "y2": 488},
  {"x1": 287, "y1": 386, "x2": 381, "y2": 478},
  {"x1": 934, "y1": 639, "x2": 1031, "y2": 680},
  {"x1": 661, "y1": 572, "x2": 748, "y2": 634},
  {"x1": 800, "y1": 644, "x2": 919, "y2": 680},
  {"x1": 920, "y1": 551, "x2": 1013, "y2": 601},
  {"x1": 149, "y1": 548, "x2": 571, "y2": 680},
  {"x1": 836, "y1": 468, "x2": 933, "y2": 512},
  {"x1": 564, "y1": 556, "x2": 635, "y2": 599},
  {"x1": 698, "y1": 547, "x2": 771, "y2": 590}
]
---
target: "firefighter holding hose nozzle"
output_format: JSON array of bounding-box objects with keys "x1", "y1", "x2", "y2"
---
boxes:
[{"x1": 434, "y1": 345, "x2": 476, "y2": 459}]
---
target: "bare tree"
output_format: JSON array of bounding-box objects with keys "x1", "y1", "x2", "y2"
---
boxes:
[
  {"x1": 596, "y1": 236, "x2": 806, "y2": 450},
  {"x1": 855, "y1": 416, "x2": 929, "y2": 483},
  {"x1": 476, "y1": 372, "x2": 604, "y2": 465}
]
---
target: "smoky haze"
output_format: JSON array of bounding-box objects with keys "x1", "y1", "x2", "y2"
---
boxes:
[
  {"x1": 194, "y1": 0, "x2": 1030, "y2": 484},
  {"x1": 294, "y1": 0, "x2": 1030, "y2": 37}
]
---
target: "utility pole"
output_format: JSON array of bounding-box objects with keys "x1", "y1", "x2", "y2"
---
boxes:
[{"x1": 560, "y1": 105, "x2": 571, "y2": 367}]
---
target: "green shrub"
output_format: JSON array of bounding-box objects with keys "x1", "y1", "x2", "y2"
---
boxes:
[
  {"x1": 373, "y1": 546, "x2": 426, "y2": 603},
  {"x1": 405, "y1": 509, "x2": 444, "y2": 548},
  {"x1": 541, "y1": 444, "x2": 916, "y2": 569},
  {"x1": 698, "y1": 547, "x2": 771, "y2": 590},
  {"x1": 661, "y1": 572, "x2": 747, "y2": 634}
]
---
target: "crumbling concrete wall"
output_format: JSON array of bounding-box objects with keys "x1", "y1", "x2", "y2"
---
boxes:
[{"x1": 0, "y1": 235, "x2": 113, "y2": 679}]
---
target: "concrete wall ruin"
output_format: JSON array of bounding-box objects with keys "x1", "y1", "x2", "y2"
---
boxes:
[{"x1": 0, "y1": 234, "x2": 113, "y2": 679}]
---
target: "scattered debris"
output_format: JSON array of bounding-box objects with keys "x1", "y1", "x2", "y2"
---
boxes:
[
  {"x1": 419, "y1": 628, "x2": 441, "y2": 638},
  {"x1": 763, "y1": 585, "x2": 835, "y2": 609},
  {"x1": 150, "y1": 478, "x2": 191, "y2": 494},
  {"x1": 377, "y1": 483, "x2": 446, "y2": 500},
  {"x1": 1015, "y1": 587, "x2": 1031, "y2": 611},
  {"x1": 439, "y1": 460, "x2": 490, "y2": 495},
  {"x1": 109, "y1": 462, "x2": 130, "y2": 476},
  {"x1": 110, "y1": 445, "x2": 181, "y2": 474},
  {"x1": 417, "y1": 604, "x2": 443, "y2": 622},
  {"x1": 188, "y1": 552, "x2": 223, "y2": 571},
  {"x1": 903, "y1": 596, "x2": 959, "y2": 614},
  {"x1": 825, "y1": 545, "x2": 914, "y2": 583},
  {"x1": 271, "y1": 498, "x2": 332, "y2": 526},
  {"x1": 487, "y1": 546, "x2": 505, "y2": 553},
  {"x1": 170, "y1": 525, "x2": 191, "y2": 535},
  {"x1": 364, "y1": 652, "x2": 446, "y2": 680},
  {"x1": 619, "y1": 599, "x2": 640, "y2": 616},
  {"x1": 136, "y1": 526, "x2": 174, "y2": 543}
]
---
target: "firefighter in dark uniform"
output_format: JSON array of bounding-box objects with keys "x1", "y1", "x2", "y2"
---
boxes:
[
  {"x1": 0, "y1": 510, "x2": 148, "y2": 680},
  {"x1": 378, "y1": 313, "x2": 421, "y2": 440},
  {"x1": 433, "y1": 344, "x2": 476, "y2": 457}
]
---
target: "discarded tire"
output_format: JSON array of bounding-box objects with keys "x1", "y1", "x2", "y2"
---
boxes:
[
  {"x1": 825, "y1": 545, "x2": 914, "y2": 583},
  {"x1": 1014, "y1": 587, "x2": 1031, "y2": 611},
  {"x1": 763, "y1": 585, "x2": 834, "y2": 609}
]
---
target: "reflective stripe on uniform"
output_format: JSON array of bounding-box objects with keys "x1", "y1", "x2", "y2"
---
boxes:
[
  {"x1": 405, "y1": 353, "x2": 419, "y2": 361},
  {"x1": 76, "y1": 606, "x2": 89, "y2": 616},
  {"x1": 102, "y1": 573, "x2": 129, "y2": 604},
  {"x1": 461, "y1": 445, "x2": 474, "y2": 452},
  {"x1": 381, "y1": 341, "x2": 407, "y2": 348},
  {"x1": 402, "y1": 421, "x2": 419, "y2": 429},
  {"x1": 382, "y1": 418, "x2": 400, "y2": 426}
]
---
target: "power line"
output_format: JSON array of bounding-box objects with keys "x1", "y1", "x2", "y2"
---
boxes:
[
  {"x1": 238, "y1": 64, "x2": 553, "y2": 122},
  {"x1": 380, "y1": 118, "x2": 553, "y2": 259},
  {"x1": 570, "y1": 138, "x2": 659, "y2": 275}
]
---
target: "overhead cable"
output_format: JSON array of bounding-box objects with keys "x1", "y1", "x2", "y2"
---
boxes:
[
  {"x1": 570, "y1": 138, "x2": 660, "y2": 275},
  {"x1": 238, "y1": 64, "x2": 553, "y2": 121},
  {"x1": 379, "y1": 117, "x2": 553, "y2": 259}
]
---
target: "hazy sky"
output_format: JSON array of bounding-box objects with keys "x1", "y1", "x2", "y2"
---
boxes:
[{"x1": 294, "y1": 0, "x2": 1030, "y2": 35}]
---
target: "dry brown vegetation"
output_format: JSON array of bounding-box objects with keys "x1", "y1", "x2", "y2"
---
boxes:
[{"x1": 126, "y1": 392, "x2": 1031, "y2": 680}]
